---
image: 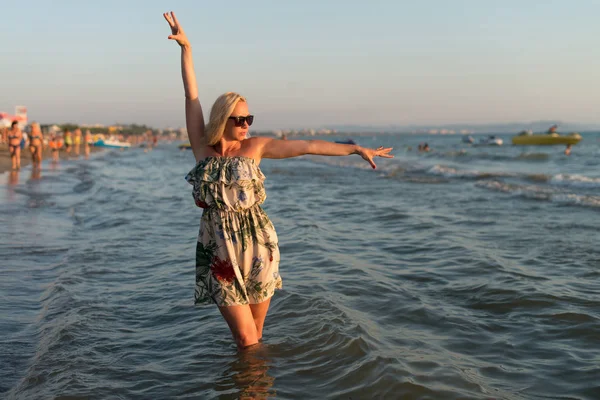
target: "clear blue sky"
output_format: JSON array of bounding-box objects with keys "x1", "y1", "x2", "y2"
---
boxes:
[{"x1": 1, "y1": 0, "x2": 599, "y2": 129}]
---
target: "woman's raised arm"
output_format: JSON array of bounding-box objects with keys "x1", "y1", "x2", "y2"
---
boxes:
[{"x1": 164, "y1": 11, "x2": 205, "y2": 160}]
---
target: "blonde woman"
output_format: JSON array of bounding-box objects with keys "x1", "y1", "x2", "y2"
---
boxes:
[
  {"x1": 29, "y1": 122, "x2": 44, "y2": 169},
  {"x1": 164, "y1": 11, "x2": 393, "y2": 349}
]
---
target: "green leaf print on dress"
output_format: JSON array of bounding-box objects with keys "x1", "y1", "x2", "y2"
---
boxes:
[{"x1": 186, "y1": 157, "x2": 282, "y2": 306}]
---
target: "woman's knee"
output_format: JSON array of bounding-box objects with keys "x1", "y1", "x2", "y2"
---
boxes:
[{"x1": 235, "y1": 330, "x2": 259, "y2": 348}]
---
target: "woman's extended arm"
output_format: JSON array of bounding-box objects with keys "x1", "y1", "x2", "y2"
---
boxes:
[
  {"x1": 257, "y1": 138, "x2": 393, "y2": 169},
  {"x1": 164, "y1": 11, "x2": 205, "y2": 160}
]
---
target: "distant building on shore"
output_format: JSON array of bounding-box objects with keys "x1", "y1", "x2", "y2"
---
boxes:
[{"x1": 0, "y1": 106, "x2": 28, "y2": 128}]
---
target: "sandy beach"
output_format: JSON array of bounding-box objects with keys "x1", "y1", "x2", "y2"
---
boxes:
[{"x1": 0, "y1": 145, "x2": 101, "y2": 173}]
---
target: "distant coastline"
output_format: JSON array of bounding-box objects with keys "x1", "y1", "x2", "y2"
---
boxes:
[{"x1": 322, "y1": 121, "x2": 600, "y2": 135}]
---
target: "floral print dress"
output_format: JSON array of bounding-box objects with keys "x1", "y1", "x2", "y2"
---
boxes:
[{"x1": 185, "y1": 156, "x2": 282, "y2": 306}]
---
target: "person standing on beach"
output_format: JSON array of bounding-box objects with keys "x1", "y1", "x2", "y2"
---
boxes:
[
  {"x1": 7, "y1": 121, "x2": 23, "y2": 170},
  {"x1": 28, "y1": 122, "x2": 44, "y2": 169},
  {"x1": 164, "y1": 11, "x2": 393, "y2": 349},
  {"x1": 48, "y1": 133, "x2": 62, "y2": 162},
  {"x1": 74, "y1": 128, "x2": 82, "y2": 157},
  {"x1": 84, "y1": 130, "x2": 93, "y2": 159},
  {"x1": 64, "y1": 130, "x2": 73, "y2": 155}
]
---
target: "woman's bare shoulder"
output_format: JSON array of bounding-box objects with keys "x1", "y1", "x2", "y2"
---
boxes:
[{"x1": 193, "y1": 145, "x2": 214, "y2": 162}]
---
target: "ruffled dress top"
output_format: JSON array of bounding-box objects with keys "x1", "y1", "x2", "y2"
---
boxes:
[{"x1": 185, "y1": 156, "x2": 282, "y2": 306}]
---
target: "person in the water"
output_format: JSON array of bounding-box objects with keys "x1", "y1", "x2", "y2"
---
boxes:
[
  {"x1": 7, "y1": 121, "x2": 23, "y2": 170},
  {"x1": 64, "y1": 130, "x2": 73, "y2": 155},
  {"x1": 28, "y1": 122, "x2": 44, "y2": 169},
  {"x1": 48, "y1": 133, "x2": 62, "y2": 162},
  {"x1": 84, "y1": 130, "x2": 93, "y2": 159},
  {"x1": 164, "y1": 11, "x2": 393, "y2": 349}
]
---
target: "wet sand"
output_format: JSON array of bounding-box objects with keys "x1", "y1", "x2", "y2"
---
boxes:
[{"x1": 0, "y1": 145, "x2": 100, "y2": 173}]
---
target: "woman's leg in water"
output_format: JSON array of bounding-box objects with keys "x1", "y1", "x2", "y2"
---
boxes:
[
  {"x1": 218, "y1": 304, "x2": 260, "y2": 349},
  {"x1": 218, "y1": 299, "x2": 272, "y2": 348},
  {"x1": 249, "y1": 298, "x2": 271, "y2": 341}
]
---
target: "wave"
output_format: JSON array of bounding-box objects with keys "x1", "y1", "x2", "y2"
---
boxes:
[
  {"x1": 282, "y1": 153, "x2": 600, "y2": 209},
  {"x1": 551, "y1": 174, "x2": 600, "y2": 189},
  {"x1": 424, "y1": 166, "x2": 600, "y2": 192},
  {"x1": 429, "y1": 150, "x2": 549, "y2": 163},
  {"x1": 552, "y1": 193, "x2": 600, "y2": 208},
  {"x1": 427, "y1": 165, "x2": 512, "y2": 180},
  {"x1": 515, "y1": 152, "x2": 551, "y2": 161},
  {"x1": 524, "y1": 173, "x2": 551, "y2": 183},
  {"x1": 476, "y1": 180, "x2": 600, "y2": 208}
]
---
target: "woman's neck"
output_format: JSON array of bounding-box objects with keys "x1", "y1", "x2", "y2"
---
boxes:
[{"x1": 213, "y1": 140, "x2": 241, "y2": 156}]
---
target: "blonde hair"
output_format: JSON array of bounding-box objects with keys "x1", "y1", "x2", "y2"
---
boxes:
[
  {"x1": 204, "y1": 92, "x2": 246, "y2": 146},
  {"x1": 31, "y1": 122, "x2": 41, "y2": 134}
]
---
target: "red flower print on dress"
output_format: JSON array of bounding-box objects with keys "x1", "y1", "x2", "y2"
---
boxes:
[
  {"x1": 211, "y1": 256, "x2": 236, "y2": 284},
  {"x1": 195, "y1": 198, "x2": 209, "y2": 208}
]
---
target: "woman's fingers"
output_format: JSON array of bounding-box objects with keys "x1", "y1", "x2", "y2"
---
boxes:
[
  {"x1": 163, "y1": 12, "x2": 173, "y2": 26},
  {"x1": 163, "y1": 12, "x2": 180, "y2": 34},
  {"x1": 362, "y1": 146, "x2": 393, "y2": 168},
  {"x1": 376, "y1": 147, "x2": 394, "y2": 157},
  {"x1": 171, "y1": 11, "x2": 181, "y2": 27}
]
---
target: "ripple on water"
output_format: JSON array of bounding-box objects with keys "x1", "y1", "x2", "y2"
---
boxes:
[{"x1": 2, "y1": 141, "x2": 600, "y2": 399}]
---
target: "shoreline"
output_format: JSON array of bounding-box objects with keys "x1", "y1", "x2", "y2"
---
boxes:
[{"x1": 0, "y1": 145, "x2": 103, "y2": 174}]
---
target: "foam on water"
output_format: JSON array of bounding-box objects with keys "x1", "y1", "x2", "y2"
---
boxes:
[{"x1": 551, "y1": 173, "x2": 600, "y2": 189}]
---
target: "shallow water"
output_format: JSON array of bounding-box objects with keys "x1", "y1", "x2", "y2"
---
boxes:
[{"x1": 1, "y1": 133, "x2": 599, "y2": 399}]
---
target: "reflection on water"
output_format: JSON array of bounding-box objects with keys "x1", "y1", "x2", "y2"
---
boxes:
[
  {"x1": 8, "y1": 169, "x2": 19, "y2": 185},
  {"x1": 29, "y1": 167, "x2": 41, "y2": 181},
  {"x1": 220, "y1": 344, "x2": 276, "y2": 399},
  {"x1": 6, "y1": 170, "x2": 19, "y2": 201}
]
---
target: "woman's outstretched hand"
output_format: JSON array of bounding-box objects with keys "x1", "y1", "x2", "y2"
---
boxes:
[
  {"x1": 356, "y1": 146, "x2": 394, "y2": 169},
  {"x1": 163, "y1": 11, "x2": 189, "y2": 47}
]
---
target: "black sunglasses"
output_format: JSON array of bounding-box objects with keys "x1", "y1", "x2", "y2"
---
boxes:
[{"x1": 228, "y1": 115, "x2": 254, "y2": 127}]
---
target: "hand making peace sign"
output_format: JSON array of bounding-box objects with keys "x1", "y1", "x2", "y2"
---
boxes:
[{"x1": 163, "y1": 11, "x2": 189, "y2": 47}]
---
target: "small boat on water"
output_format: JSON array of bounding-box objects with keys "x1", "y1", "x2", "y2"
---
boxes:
[
  {"x1": 461, "y1": 135, "x2": 475, "y2": 144},
  {"x1": 476, "y1": 136, "x2": 503, "y2": 146},
  {"x1": 178, "y1": 142, "x2": 192, "y2": 150},
  {"x1": 94, "y1": 139, "x2": 131, "y2": 149},
  {"x1": 512, "y1": 131, "x2": 582, "y2": 145}
]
